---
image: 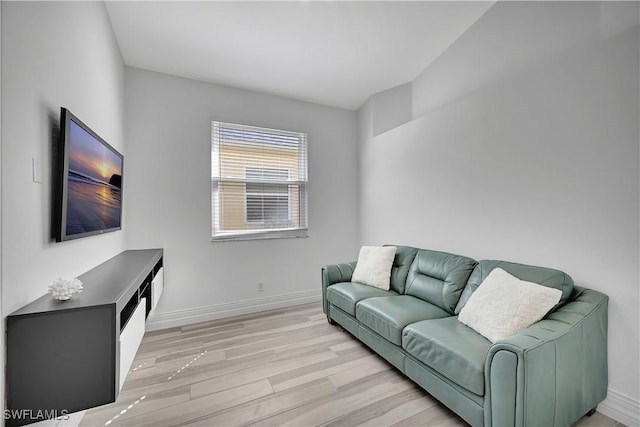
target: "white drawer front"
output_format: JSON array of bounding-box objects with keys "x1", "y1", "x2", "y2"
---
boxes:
[
  {"x1": 152, "y1": 267, "x2": 164, "y2": 311},
  {"x1": 119, "y1": 298, "x2": 146, "y2": 391}
]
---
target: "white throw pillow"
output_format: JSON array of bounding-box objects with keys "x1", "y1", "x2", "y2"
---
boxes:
[
  {"x1": 351, "y1": 246, "x2": 397, "y2": 290},
  {"x1": 458, "y1": 268, "x2": 562, "y2": 343}
]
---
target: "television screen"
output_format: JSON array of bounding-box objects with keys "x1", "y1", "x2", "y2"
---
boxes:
[{"x1": 56, "y1": 108, "x2": 123, "y2": 241}]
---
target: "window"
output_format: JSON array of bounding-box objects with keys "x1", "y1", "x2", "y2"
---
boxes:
[
  {"x1": 245, "y1": 168, "x2": 291, "y2": 225},
  {"x1": 211, "y1": 121, "x2": 308, "y2": 241}
]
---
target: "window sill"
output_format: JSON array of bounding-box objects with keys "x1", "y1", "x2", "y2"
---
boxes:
[{"x1": 211, "y1": 229, "x2": 309, "y2": 242}]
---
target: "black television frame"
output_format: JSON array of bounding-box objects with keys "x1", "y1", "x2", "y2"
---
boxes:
[{"x1": 55, "y1": 108, "x2": 124, "y2": 242}]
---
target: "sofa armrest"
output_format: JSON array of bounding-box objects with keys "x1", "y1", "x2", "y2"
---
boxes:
[
  {"x1": 321, "y1": 261, "x2": 357, "y2": 314},
  {"x1": 484, "y1": 288, "x2": 608, "y2": 427}
]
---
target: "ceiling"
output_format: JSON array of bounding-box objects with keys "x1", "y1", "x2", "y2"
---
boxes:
[{"x1": 105, "y1": 1, "x2": 494, "y2": 111}]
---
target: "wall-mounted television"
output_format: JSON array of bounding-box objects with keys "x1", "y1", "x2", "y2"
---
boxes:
[{"x1": 55, "y1": 108, "x2": 123, "y2": 242}]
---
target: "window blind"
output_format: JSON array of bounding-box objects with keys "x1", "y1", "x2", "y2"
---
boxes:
[{"x1": 211, "y1": 121, "x2": 308, "y2": 241}]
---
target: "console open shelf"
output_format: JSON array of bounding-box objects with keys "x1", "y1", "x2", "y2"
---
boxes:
[{"x1": 5, "y1": 249, "x2": 164, "y2": 427}]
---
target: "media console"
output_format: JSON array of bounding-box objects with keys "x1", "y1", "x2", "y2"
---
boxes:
[{"x1": 5, "y1": 249, "x2": 164, "y2": 427}]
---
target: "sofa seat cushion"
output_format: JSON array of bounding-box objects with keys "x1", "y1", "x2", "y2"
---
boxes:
[
  {"x1": 402, "y1": 317, "x2": 491, "y2": 396},
  {"x1": 356, "y1": 296, "x2": 450, "y2": 345},
  {"x1": 326, "y1": 282, "x2": 398, "y2": 316}
]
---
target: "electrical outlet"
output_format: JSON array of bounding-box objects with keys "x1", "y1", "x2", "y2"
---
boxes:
[{"x1": 257, "y1": 283, "x2": 264, "y2": 292}]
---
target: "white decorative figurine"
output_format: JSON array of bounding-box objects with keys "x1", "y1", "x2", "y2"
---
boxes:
[{"x1": 48, "y1": 278, "x2": 84, "y2": 301}]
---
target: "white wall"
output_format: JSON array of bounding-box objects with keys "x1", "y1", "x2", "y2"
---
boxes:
[
  {"x1": 358, "y1": 1, "x2": 639, "y2": 423},
  {"x1": 0, "y1": 1, "x2": 4, "y2": 419},
  {"x1": 124, "y1": 68, "x2": 359, "y2": 326},
  {"x1": 1, "y1": 2, "x2": 126, "y2": 314},
  {"x1": 412, "y1": 1, "x2": 640, "y2": 121},
  {"x1": 371, "y1": 82, "x2": 412, "y2": 137}
]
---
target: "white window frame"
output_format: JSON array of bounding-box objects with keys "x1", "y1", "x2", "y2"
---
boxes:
[{"x1": 211, "y1": 121, "x2": 308, "y2": 242}]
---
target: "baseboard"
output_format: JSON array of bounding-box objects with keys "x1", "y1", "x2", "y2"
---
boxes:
[
  {"x1": 598, "y1": 388, "x2": 639, "y2": 426},
  {"x1": 146, "y1": 289, "x2": 322, "y2": 331}
]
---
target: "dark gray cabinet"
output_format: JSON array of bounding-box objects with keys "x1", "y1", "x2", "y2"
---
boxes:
[{"x1": 5, "y1": 249, "x2": 163, "y2": 427}]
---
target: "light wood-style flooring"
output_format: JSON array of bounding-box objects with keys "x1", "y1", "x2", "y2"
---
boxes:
[{"x1": 81, "y1": 303, "x2": 622, "y2": 427}]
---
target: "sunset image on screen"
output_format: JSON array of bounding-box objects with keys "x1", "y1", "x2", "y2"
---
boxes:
[
  {"x1": 68, "y1": 121, "x2": 121, "y2": 185},
  {"x1": 66, "y1": 119, "x2": 122, "y2": 236}
]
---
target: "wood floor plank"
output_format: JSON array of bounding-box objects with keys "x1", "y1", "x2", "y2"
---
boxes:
[
  {"x1": 328, "y1": 340, "x2": 363, "y2": 353},
  {"x1": 273, "y1": 337, "x2": 347, "y2": 361},
  {"x1": 142, "y1": 321, "x2": 244, "y2": 346},
  {"x1": 252, "y1": 380, "x2": 412, "y2": 426},
  {"x1": 226, "y1": 331, "x2": 346, "y2": 360},
  {"x1": 571, "y1": 412, "x2": 620, "y2": 427},
  {"x1": 154, "y1": 347, "x2": 212, "y2": 364},
  {"x1": 201, "y1": 317, "x2": 323, "y2": 345},
  {"x1": 124, "y1": 349, "x2": 226, "y2": 383},
  {"x1": 144, "y1": 325, "x2": 181, "y2": 337},
  {"x1": 248, "y1": 370, "x2": 412, "y2": 426},
  {"x1": 119, "y1": 350, "x2": 279, "y2": 400},
  {"x1": 391, "y1": 403, "x2": 466, "y2": 427},
  {"x1": 327, "y1": 358, "x2": 393, "y2": 389},
  {"x1": 320, "y1": 387, "x2": 430, "y2": 427},
  {"x1": 362, "y1": 395, "x2": 439, "y2": 426},
  {"x1": 136, "y1": 338, "x2": 204, "y2": 358},
  {"x1": 199, "y1": 322, "x2": 334, "y2": 355},
  {"x1": 114, "y1": 379, "x2": 274, "y2": 426},
  {"x1": 190, "y1": 351, "x2": 337, "y2": 398},
  {"x1": 191, "y1": 303, "x2": 317, "y2": 329},
  {"x1": 141, "y1": 315, "x2": 314, "y2": 355},
  {"x1": 80, "y1": 385, "x2": 191, "y2": 427},
  {"x1": 82, "y1": 302, "x2": 620, "y2": 427},
  {"x1": 182, "y1": 379, "x2": 337, "y2": 427},
  {"x1": 271, "y1": 354, "x2": 386, "y2": 392},
  {"x1": 307, "y1": 313, "x2": 328, "y2": 321}
]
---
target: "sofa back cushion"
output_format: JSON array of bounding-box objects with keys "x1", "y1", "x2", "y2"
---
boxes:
[
  {"x1": 454, "y1": 260, "x2": 574, "y2": 315},
  {"x1": 405, "y1": 249, "x2": 477, "y2": 314},
  {"x1": 386, "y1": 245, "x2": 420, "y2": 294}
]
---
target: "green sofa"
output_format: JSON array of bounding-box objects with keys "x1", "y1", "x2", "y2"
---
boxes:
[{"x1": 321, "y1": 246, "x2": 608, "y2": 427}]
